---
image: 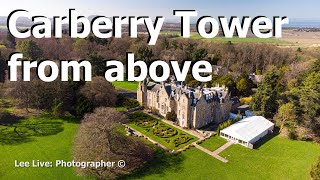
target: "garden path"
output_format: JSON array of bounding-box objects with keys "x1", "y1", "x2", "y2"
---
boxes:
[{"x1": 193, "y1": 143, "x2": 229, "y2": 163}]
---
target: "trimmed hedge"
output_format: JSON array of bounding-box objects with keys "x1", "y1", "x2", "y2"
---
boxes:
[
  {"x1": 173, "y1": 135, "x2": 193, "y2": 147},
  {"x1": 136, "y1": 119, "x2": 158, "y2": 128},
  {"x1": 153, "y1": 125, "x2": 178, "y2": 138}
]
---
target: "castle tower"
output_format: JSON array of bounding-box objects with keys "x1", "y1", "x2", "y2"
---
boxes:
[{"x1": 137, "y1": 78, "x2": 148, "y2": 106}]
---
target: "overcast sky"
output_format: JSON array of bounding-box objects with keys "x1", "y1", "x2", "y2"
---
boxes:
[{"x1": 0, "y1": 0, "x2": 319, "y2": 21}]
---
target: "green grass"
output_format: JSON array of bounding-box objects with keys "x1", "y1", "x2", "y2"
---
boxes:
[
  {"x1": 112, "y1": 81, "x2": 139, "y2": 91},
  {"x1": 0, "y1": 98, "x2": 15, "y2": 113},
  {"x1": 187, "y1": 34, "x2": 288, "y2": 44},
  {"x1": 128, "y1": 135, "x2": 320, "y2": 179},
  {"x1": 199, "y1": 135, "x2": 227, "y2": 151},
  {"x1": 128, "y1": 112, "x2": 198, "y2": 150},
  {"x1": 0, "y1": 118, "x2": 81, "y2": 179},
  {"x1": 115, "y1": 106, "x2": 127, "y2": 112}
]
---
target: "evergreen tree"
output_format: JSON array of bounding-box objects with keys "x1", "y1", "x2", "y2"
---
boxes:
[
  {"x1": 274, "y1": 103, "x2": 297, "y2": 133},
  {"x1": 236, "y1": 77, "x2": 252, "y2": 96},
  {"x1": 252, "y1": 67, "x2": 281, "y2": 118},
  {"x1": 16, "y1": 40, "x2": 43, "y2": 60}
]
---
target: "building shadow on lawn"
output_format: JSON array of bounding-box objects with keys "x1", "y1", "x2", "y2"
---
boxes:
[
  {"x1": 254, "y1": 127, "x2": 280, "y2": 149},
  {"x1": 122, "y1": 149, "x2": 185, "y2": 179}
]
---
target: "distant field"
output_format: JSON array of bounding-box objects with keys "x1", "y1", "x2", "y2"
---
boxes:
[
  {"x1": 188, "y1": 34, "x2": 288, "y2": 44},
  {"x1": 0, "y1": 25, "x2": 30, "y2": 30},
  {"x1": 160, "y1": 31, "x2": 180, "y2": 35},
  {"x1": 112, "y1": 81, "x2": 138, "y2": 91},
  {"x1": 0, "y1": 44, "x2": 5, "y2": 48}
]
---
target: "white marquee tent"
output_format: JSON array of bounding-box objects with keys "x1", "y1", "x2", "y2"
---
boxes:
[{"x1": 220, "y1": 116, "x2": 274, "y2": 148}]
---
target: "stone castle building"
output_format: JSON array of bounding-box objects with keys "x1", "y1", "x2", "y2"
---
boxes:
[{"x1": 137, "y1": 78, "x2": 232, "y2": 129}]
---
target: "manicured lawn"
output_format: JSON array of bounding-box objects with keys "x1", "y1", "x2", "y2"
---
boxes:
[
  {"x1": 112, "y1": 81, "x2": 138, "y2": 91},
  {"x1": 188, "y1": 34, "x2": 288, "y2": 44},
  {"x1": 126, "y1": 135, "x2": 320, "y2": 179},
  {"x1": 199, "y1": 135, "x2": 227, "y2": 151},
  {"x1": 128, "y1": 112, "x2": 198, "y2": 150},
  {"x1": 0, "y1": 118, "x2": 81, "y2": 179}
]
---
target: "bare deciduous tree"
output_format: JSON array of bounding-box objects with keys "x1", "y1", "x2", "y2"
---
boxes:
[
  {"x1": 80, "y1": 77, "x2": 118, "y2": 108},
  {"x1": 73, "y1": 107, "x2": 154, "y2": 179}
]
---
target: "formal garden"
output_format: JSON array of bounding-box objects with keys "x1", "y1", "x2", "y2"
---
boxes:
[{"x1": 127, "y1": 112, "x2": 198, "y2": 150}]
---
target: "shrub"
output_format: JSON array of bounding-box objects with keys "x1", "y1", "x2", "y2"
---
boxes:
[
  {"x1": 75, "y1": 96, "x2": 93, "y2": 117},
  {"x1": 153, "y1": 125, "x2": 178, "y2": 138},
  {"x1": 217, "y1": 119, "x2": 233, "y2": 134},
  {"x1": 136, "y1": 119, "x2": 158, "y2": 128},
  {"x1": 288, "y1": 128, "x2": 298, "y2": 140},
  {"x1": 51, "y1": 99, "x2": 64, "y2": 118},
  {"x1": 166, "y1": 111, "x2": 177, "y2": 121},
  {"x1": 310, "y1": 157, "x2": 320, "y2": 180},
  {"x1": 173, "y1": 135, "x2": 193, "y2": 147},
  {"x1": 151, "y1": 107, "x2": 158, "y2": 115}
]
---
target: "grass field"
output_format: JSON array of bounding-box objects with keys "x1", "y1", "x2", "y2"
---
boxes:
[
  {"x1": 188, "y1": 34, "x2": 288, "y2": 44},
  {"x1": 0, "y1": 120, "x2": 81, "y2": 179},
  {"x1": 128, "y1": 135, "x2": 320, "y2": 179},
  {"x1": 199, "y1": 135, "x2": 227, "y2": 151},
  {"x1": 112, "y1": 81, "x2": 139, "y2": 91}
]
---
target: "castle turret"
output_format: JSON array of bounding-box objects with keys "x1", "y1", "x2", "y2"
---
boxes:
[{"x1": 137, "y1": 78, "x2": 148, "y2": 106}]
